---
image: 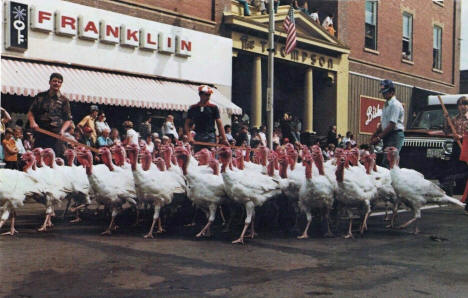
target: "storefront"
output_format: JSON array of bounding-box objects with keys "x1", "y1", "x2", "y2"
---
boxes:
[
  {"x1": 224, "y1": 3, "x2": 349, "y2": 137},
  {"x1": 1, "y1": 0, "x2": 242, "y2": 133}
]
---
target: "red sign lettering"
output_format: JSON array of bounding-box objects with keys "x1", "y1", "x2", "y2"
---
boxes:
[
  {"x1": 147, "y1": 33, "x2": 157, "y2": 45},
  {"x1": 181, "y1": 40, "x2": 192, "y2": 51},
  {"x1": 127, "y1": 29, "x2": 138, "y2": 41},
  {"x1": 38, "y1": 11, "x2": 51, "y2": 24},
  {"x1": 61, "y1": 16, "x2": 76, "y2": 30},
  {"x1": 106, "y1": 25, "x2": 119, "y2": 38},
  {"x1": 84, "y1": 21, "x2": 98, "y2": 34}
]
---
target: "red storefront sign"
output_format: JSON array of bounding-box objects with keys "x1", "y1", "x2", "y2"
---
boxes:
[{"x1": 359, "y1": 95, "x2": 386, "y2": 135}]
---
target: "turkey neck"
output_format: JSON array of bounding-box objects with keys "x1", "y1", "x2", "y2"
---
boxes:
[
  {"x1": 313, "y1": 156, "x2": 325, "y2": 176},
  {"x1": 279, "y1": 162, "x2": 288, "y2": 178},
  {"x1": 305, "y1": 162, "x2": 313, "y2": 179},
  {"x1": 237, "y1": 155, "x2": 244, "y2": 170},
  {"x1": 267, "y1": 160, "x2": 275, "y2": 176},
  {"x1": 335, "y1": 161, "x2": 345, "y2": 182},
  {"x1": 245, "y1": 148, "x2": 251, "y2": 162}
]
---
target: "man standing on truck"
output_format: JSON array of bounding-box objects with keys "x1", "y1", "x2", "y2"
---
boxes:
[
  {"x1": 371, "y1": 79, "x2": 405, "y2": 168},
  {"x1": 442, "y1": 96, "x2": 468, "y2": 207}
]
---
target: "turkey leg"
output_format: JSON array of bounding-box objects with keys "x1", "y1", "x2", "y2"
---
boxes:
[
  {"x1": 196, "y1": 204, "x2": 216, "y2": 237},
  {"x1": 323, "y1": 208, "x2": 334, "y2": 238},
  {"x1": 144, "y1": 205, "x2": 161, "y2": 239},
  {"x1": 232, "y1": 201, "x2": 254, "y2": 244},
  {"x1": 297, "y1": 211, "x2": 312, "y2": 239},
  {"x1": 1, "y1": 211, "x2": 18, "y2": 236},
  {"x1": 344, "y1": 218, "x2": 353, "y2": 239},
  {"x1": 102, "y1": 208, "x2": 118, "y2": 235}
]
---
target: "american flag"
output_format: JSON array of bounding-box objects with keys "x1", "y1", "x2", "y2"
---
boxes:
[{"x1": 283, "y1": 5, "x2": 297, "y2": 55}]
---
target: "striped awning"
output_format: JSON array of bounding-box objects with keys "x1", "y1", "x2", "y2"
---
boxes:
[{"x1": 1, "y1": 58, "x2": 242, "y2": 115}]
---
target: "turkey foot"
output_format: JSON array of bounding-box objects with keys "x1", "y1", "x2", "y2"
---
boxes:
[
  {"x1": 196, "y1": 221, "x2": 212, "y2": 238},
  {"x1": 70, "y1": 217, "x2": 82, "y2": 223},
  {"x1": 398, "y1": 217, "x2": 416, "y2": 229},
  {"x1": 232, "y1": 237, "x2": 245, "y2": 244},
  {"x1": 144, "y1": 232, "x2": 154, "y2": 239},
  {"x1": 344, "y1": 219, "x2": 353, "y2": 239},
  {"x1": 38, "y1": 214, "x2": 52, "y2": 232},
  {"x1": 344, "y1": 232, "x2": 354, "y2": 239},
  {"x1": 297, "y1": 234, "x2": 309, "y2": 239},
  {"x1": 156, "y1": 218, "x2": 165, "y2": 233},
  {"x1": 101, "y1": 229, "x2": 112, "y2": 235},
  {"x1": 232, "y1": 223, "x2": 250, "y2": 244},
  {"x1": 1, "y1": 228, "x2": 19, "y2": 236}
]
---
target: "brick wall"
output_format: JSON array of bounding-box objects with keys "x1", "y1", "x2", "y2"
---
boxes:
[
  {"x1": 341, "y1": 0, "x2": 460, "y2": 93},
  {"x1": 64, "y1": 0, "x2": 222, "y2": 34}
]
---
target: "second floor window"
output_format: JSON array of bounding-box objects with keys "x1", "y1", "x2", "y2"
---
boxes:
[
  {"x1": 402, "y1": 12, "x2": 413, "y2": 60},
  {"x1": 433, "y1": 25, "x2": 442, "y2": 69},
  {"x1": 365, "y1": 1, "x2": 378, "y2": 50}
]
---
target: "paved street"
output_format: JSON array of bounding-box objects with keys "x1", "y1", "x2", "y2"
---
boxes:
[{"x1": 1, "y1": 201, "x2": 468, "y2": 298}]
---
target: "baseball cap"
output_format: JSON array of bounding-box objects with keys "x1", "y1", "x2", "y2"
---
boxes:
[
  {"x1": 198, "y1": 85, "x2": 213, "y2": 95},
  {"x1": 379, "y1": 79, "x2": 395, "y2": 94},
  {"x1": 90, "y1": 105, "x2": 99, "y2": 112}
]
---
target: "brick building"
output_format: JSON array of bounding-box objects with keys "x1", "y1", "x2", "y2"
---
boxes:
[
  {"x1": 308, "y1": 0, "x2": 461, "y2": 144},
  {"x1": 1, "y1": 0, "x2": 241, "y2": 134}
]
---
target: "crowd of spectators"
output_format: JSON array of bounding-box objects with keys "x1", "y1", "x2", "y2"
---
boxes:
[{"x1": 237, "y1": 1, "x2": 336, "y2": 36}]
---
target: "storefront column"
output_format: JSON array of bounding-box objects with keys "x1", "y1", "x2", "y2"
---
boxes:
[
  {"x1": 303, "y1": 67, "x2": 314, "y2": 133},
  {"x1": 336, "y1": 54, "x2": 349, "y2": 135},
  {"x1": 251, "y1": 55, "x2": 262, "y2": 129}
]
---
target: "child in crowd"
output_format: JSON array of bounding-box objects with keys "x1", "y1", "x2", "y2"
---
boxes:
[{"x1": 2, "y1": 128, "x2": 18, "y2": 169}]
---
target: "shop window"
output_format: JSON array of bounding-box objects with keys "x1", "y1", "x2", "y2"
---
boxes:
[
  {"x1": 402, "y1": 12, "x2": 413, "y2": 61},
  {"x1": 365, "y1": 1, "x2": 378, "y2": 50},
  {"x1": 433, "y1": 25, "x2": 442, "y2": 70}
]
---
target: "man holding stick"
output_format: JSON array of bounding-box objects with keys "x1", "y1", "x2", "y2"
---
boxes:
[
  {"x1": 27, "y1": 73, "x2": 72, "y2": 157},
  {"x1": 442, "y1": 95, "x2": 468, "y2": 206},
  {"x1": 184, "y1": 85, "x2": 228, "y2": 152}
]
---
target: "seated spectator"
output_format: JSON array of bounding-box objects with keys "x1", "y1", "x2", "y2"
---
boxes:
[
  {"x1": 161, "y1": 114, "x2": 178, "y2": 143},
  {"x1": 110, "y1": 128, "x2": 122, "y2": 146},
  {"x1": 23, "y1": 130, "x2": 35, "y2": 151},
  {"x1": 2, "y1": 128, "x2": 18, "y2": 169},
  {"x1": 80, "y1": 126, "x2": 95, "y2": 147},
  {"x1": 95, "y1": 112, "x2": 110, "y2": 136},
  {"x1": 258, "y1": 125, "x2": 267, "y2": 146},
  {"x1": 78, "y1": 105, "x2": 99, "y2": 144},
  {"x1": 97, "y1": 128, "x2": 113, "y2": 148},
  {"x1": 341, "y1": 131, "x2": 352, "y2": 146},
  {"x1": 310, "y1": 8, "x2": 320, "y2": 24},
  {"x1": 225, "y1": 125, "x2": 234, "y2": 142},
  {"x1": 272, "y1": 127, "x2": 281, "y2": 147},
  {"x1": 14, "y1": 126, "x2": 26, "y2": 156},
  {"x1": 327, "y1": 143, "x2": 336, "y2": 159},
  {"x1": 162, "y1": 135, "x2": 171, "y2": 145},
  {"x1": 323, "y1": 145, "x2": 330, "y2": 160},
  {"x1": 250, "y1": 128, "x2": 262, "y2": 148},
  {"x1": 236, "y1": 125, "x2": 249, "y2": 147},
  {"x1": 145, "y1": 134, "x2": 154, "y2": 153},
  {"x1": 122, "y1": 120, "x2": 139, "y2": 147},
  {"x1": 237, "y1": 0, "x2": 251, "y2": 16},
  {"x1": 63, "y1": 125, "x2": 77, "y2": 143},
  {"x1": 349, "y1": 134, "x2": 357, "y2": 147},
  {"x1": 322, "y1": 13, "x2": 335, "y2": 36},
  {"x1": 345, "y1": 141, "x2": 352, "y2": 150},
  {"x1": 153, "y1": 137, "x2": 162, "y2": 158}
]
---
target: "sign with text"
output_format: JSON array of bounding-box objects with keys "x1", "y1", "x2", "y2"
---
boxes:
[
  {"x1": 5, "y1": 1, "x2": 28, "y2": 51},
  {"x1": 359, "y1": 95, "x2": 385, "y2": 135}
]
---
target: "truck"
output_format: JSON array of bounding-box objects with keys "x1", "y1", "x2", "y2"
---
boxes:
[{"x1": 399, "y1": 94, "x2": 467, "y2": 194}]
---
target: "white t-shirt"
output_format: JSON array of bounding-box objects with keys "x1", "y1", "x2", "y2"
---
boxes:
[
  {"x1": 381, "y1": 96, "x2": 405, "y2": 131},
  {"x1": 322, "y1": 16, "x2": 333, "y2": 29},
  {"x1": 15, "y1": 138, "x2": 26, "y2": 154},
  {"x1": 95, "y1": 120, "x2": 111, "y2": 135},
  {"x1": 161, "y1": 121, "x2": 179, "y2": 140},
  {"x1": 310, "y1": 12, "x2": 319, "y2": 23},
  {"x1": 146, "y1": 141, "x2": 154, "y2": 153},
  {"x1": 258, "y1": 131, "x2": 267, "y2": 146},
  {"x1": 126, "y1": 128, "x2": 139, "y2": 146}
]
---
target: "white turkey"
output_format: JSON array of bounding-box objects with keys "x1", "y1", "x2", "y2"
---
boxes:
[
  {"x1": 217, "y1": 146, "x2": 282, "y2": 244},
  {"x1": 126, "y1": 144, "x2": 185, "y2": 238},
  {"x1": 386, "y1": 147, "x2": 465, "y2": 234},
  {"x1": 335, "y1": 151, "x2": 377, "y2": 238},
  {"x1": 77, "y1": 147, "x2": 137, "y2": 235},
  {"x1": 297, "y1": 148, "x2": 336, "y2": 239},
  {"x1": 175, "y1": 146, "x2": 227, "y2": 237},
  {"x1": 0, "y1": 166, "x2": 42, "y2": 235}
]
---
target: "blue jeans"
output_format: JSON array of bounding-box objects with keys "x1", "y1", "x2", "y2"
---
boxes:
[
  {"x1": 381, "y1": 130, "x2": 405, "y2": 168},
  {"x1": 237, "y1": 0, "x2": 251, "y2": 16},
  {"x1": 194, "y1": 132, "x2": 216, "y2": 152}
]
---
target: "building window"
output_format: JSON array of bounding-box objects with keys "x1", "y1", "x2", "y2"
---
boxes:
[
  {"x1": 433, "y1": 25, "x2": 442, "y2": 70},
  {"x1": 402, "y1": 12, "x2": 413, "y2": 60},
  {"x1": 365, "y1": 1, "x2": 377, "y2": 50}
]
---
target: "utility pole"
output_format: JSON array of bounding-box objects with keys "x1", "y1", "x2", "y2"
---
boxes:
[{"x1": 266, "y1": 0, "x2": 275, "y2": 149}]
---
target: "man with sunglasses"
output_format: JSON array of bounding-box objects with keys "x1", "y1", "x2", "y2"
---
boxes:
[{"x1": 371, "y1": 79, "x2": 405, "y2": 168}]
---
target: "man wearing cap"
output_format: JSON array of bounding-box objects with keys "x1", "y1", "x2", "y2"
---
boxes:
[
  {"x1": 371, "y1": 79, "x2": 405, "y2": 167},
  {"x1": 78, "y1": 105, "x2": 99, "y2": 144},
  {"x1": 27, "y1": 72, "x2": 72, "y2": 157},
  {"x1": 185, "y1": 85, "x2": 229, "y2": 151}
]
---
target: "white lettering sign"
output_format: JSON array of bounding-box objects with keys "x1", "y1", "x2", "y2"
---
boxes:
[
  {"x1": 78, "y1": 16, "x2": 99, "y2": 40},
  {"x1": 120, "y1": 25, "x2": 139, "y2": 47},
  {"x1": 365, "y1": 104, "x2": 382, "y2": 126},
  {"x1": 55, "y1": 12, "x2": 77, "y2": 36},
  {"x1": 158, "y1": 32, "x2": 175, "y2": 54},
  {"x1": 139, "y1": 29, "x2": 158, "y2": 50}
]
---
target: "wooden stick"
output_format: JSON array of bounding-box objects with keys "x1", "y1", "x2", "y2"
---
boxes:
[
  {"x1": 36, "y1": 127, "x2": 100, "y2": 154},
  {"x1": 437, "y1": 95, "x2": 463, "y2": 149},
  {"x1": 193, "y1": 141, "x2": 246, "y2": 150}
]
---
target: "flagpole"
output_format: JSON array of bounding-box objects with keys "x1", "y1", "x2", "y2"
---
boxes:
[{"x1": 266, "y1": 0, "x2": 275, "y2": 149}]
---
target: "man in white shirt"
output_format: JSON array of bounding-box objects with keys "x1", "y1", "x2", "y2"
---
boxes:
[
  {"x1": 322, "y1": 13, "x2": 333, "y2": 29},
  {"x1": 371, "y1": 79, "x2": 405, "y2": 167},
  {"x1": 258, "y1": 125, "x2": 267, "y2": 146},
  {"x1": 310, "y1": 8, "x2": 319, "y2": 24}
]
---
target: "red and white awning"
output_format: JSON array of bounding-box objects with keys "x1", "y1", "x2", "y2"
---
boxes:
[{"x1": 1, "y1": 58, "x2": 242, "y2": 115}]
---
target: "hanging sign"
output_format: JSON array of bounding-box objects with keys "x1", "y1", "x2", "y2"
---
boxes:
[{"x1": 5, "y1": 1, "x2": 29, "y2": 51}]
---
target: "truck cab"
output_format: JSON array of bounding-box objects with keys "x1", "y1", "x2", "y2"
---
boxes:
[{"x1": 399, "y1": 94, "x2": 467, "y2": 194}]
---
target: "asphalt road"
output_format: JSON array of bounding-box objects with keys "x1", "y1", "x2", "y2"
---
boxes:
[{"x1": 1, "y1": 201, "x2": 468, "y2": 298}]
